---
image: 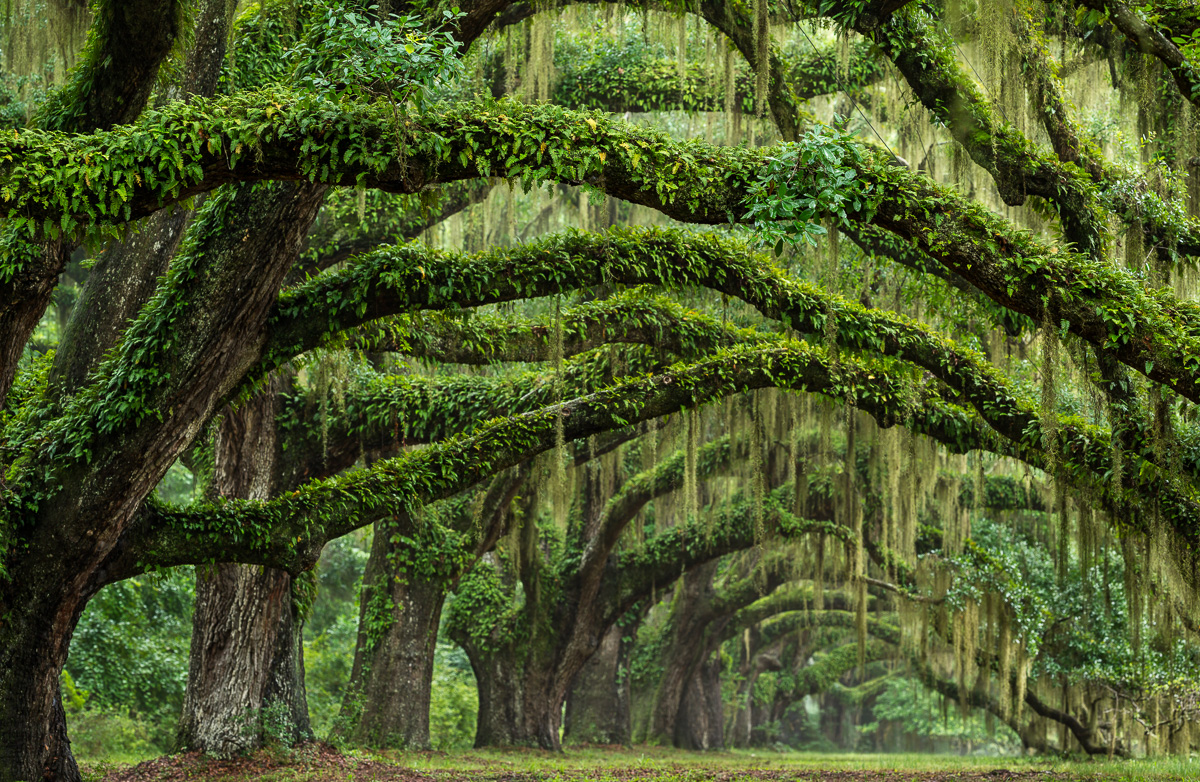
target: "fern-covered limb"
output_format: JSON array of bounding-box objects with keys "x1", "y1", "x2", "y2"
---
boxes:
[
  {"x1": 271, "y1": 299, "x2": 753, "y2": 489},
  {"x1": 111, "y1": 343, "x2": 991, "y2": 577},
  {"x1": 1010, "y1": 7, "x2": 1200, "y2": 260},
  {"x1": 579, "y1": 437, "x2": 739, "y2": 599},
  {"x1": 6, "y1": 90, "x2": 1200, "y2": 408},
  {"x1": 351, "y1": 291, "x2": 766, "y2": 364},
  {"x1": 113, "y1": 341, "x2": 1200, "y2": 589},
  {"x1": 610, "y1": 488, "x2": 844, "y2": 619},
  {"x1": 842, "y1": 223, "x2": 1034, "y2": 337},
  {"x1": 261, "y1": 228, "x2": 1200, "y2": 492},
  {"x1": 36, "y1": 0, "x2": 188, "y2": 133}
]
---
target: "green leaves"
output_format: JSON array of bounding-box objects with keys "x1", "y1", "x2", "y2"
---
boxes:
[
  {"x1": 742, "y1": 123, "x2": 873, "y2": 250},
  {"x1": 289, "y1": 2, "x2": 465, "y2": 107}
]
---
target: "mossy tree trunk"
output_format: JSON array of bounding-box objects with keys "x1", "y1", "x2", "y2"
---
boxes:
[
  {"x1": 444, "y1": 441, "x2": 736, "y2": 750},
  {"x1": 674, "y1": 653, "x2": 725, "y2": 750},
  {"x1": 562, "y1": 622, "x2": 635, "y2": 746},
  {"x1": 0, "y1": 0, "x2": 184, "y2": 403},
  {"x1": 635, "y1": 557, "x2": 797, "y2": 748},
  {"x1": 448, "y1": 441, "x2": 838, "y2": 750},
  {"x1": 637, "y1": 563, "x2": 723, "y2": 745},
  {"x1": 460, "y1": 632, "x2": 565, "y2": 749},
  {"x1": 338, "y1": 468, "x2": 528, "y2": 748},
  {"x1": 728, "y1": 629, "x2": 780, "y2": 749},
  {"x1": 448, "y1": 486, "x2": 577, "y2": 750},
  {"x1": 340, "y1": 529, "x2": 450, "y2": 749}
]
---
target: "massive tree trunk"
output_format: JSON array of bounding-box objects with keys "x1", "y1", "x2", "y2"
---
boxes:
[
  {"x1": 0, "y1": 583, "x2": 85, "y2": 782},
  {"x1": 634, "y1": 559, "x2": 799, "y2": 748},
  {"x1": 177, "y1": 382, "x2": 312, "y2": 754},
  {"x1": 177, "y1": 564, "x2": 311, "y2": 754},
  {"x1": 450, "y1": 445, "x2": 798, "y2": 751},
  {"x1": 675, "y1": 654, "x2": 725, "y2": 750},
  {"x1": 636, "y1": 563, "x2": 723, "y2": 745},
  {"x1": 263, "y1": 591, "x2": 311, "y2": 743},
  {"x1": 562, "y1": 622, "x2": 633, "y2": 746},
  {"x1": 464, "y1": 639, "x2": 563, "y2": 749},
  {"x1": 449, "y1": 538, "x2": 593, "y2": 750},
  {"x1": 341, "y1": 524, "x2": 448, "y2": 749},
  {"x1": 729, "y1": 631, "x2": 789, "y2": 748},
  {"x1": 450, "y1": 537, "x2": 576, "y2": 750},
  {"x1": 1, "y1": 178, "x2": 326, "y2": 778},
  {"x1": 339, "y1": 469, "x2": 528, "y2": 748}
]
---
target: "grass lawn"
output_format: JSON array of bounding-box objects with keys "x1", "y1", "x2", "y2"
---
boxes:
[{"x1": 80, "y1": 745, "x2": 1200, "y2": 782}]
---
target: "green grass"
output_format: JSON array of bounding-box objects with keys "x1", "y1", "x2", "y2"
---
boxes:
[
  {"x1": 81, "y1": 745, "x2": 1200, "y2": 782},
  {"x1": 393, "y1": 747, "x2": 1199, "y2": 778}
]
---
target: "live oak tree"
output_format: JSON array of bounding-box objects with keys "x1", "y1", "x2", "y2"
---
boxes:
[{"x1": 5, "y1": 0, "x2": 1200, "y2": 778}]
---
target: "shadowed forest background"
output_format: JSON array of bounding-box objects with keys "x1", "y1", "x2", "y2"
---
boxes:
[{"x1": 1, "y1": 0, "x2": 1200, "y2": 779}]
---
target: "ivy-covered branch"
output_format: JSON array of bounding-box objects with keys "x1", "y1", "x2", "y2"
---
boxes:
[
  {"x1": 261, "y1": 227, "x2": 1200, "y2": 497},
  {"x1": 1010, "y1": 6, "x2": 1200, "y2": 259},
  {"x1": 722, "y1": 586, "x2": 859, "y2": 646},
  {"x1": 271, "y1": 306, "x2": 742, "y2": 490},
  {"x1": 0, "y1": 0, "x2": 190, "y2": 404},
  {"x1": 747, "y1": 607, "x2": 1112, "y2": 754},
  {"x1": 786, "y1": 638, "x2": 893, "y2": 698},
  {"x1": 909, "y1": 640, "x2": 1123, "y2": 755},
  {"x1": 270, "y1": 359, "x2": 615, "y2": 490},
  {"x1": 841, "y1": 223, "x2": 1033, "y2": 337},
  {"x1": 8, "y1": 88, "x2": 1200, "y2": 412},
  {"x1": 352, "y1": 291, "x2": 765, "y2": 364},
  {"x1": 112, "y1": 342, "x2": 995, "y2": 577}
]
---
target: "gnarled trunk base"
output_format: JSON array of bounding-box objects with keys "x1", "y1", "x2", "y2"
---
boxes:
[
  {"x1": 674, "y1": 654, "x2": 724, "y2": 750},
  {"x1": 462, "y1": 638, "x2": 563, "y2": 750}
]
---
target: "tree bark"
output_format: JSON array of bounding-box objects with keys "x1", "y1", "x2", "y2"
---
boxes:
[
  {"x1": 177, "y1": 381, "x2": 312, "y2": 754},
  {"x1": 563, "y1": 622, "x2": 633, "y2": 746},
  {"x1": 0, "y1": 585, "x2": 83, "y2": 782},
  {"x1": 177, "y1": 564, "x2": 310, "y2": 755},
  {"x1": 341, "y1": 525, "x2": 448, "y2": 749},
  {"x1": 637, "y1": 563, "x2": 722, "y2": 745},
  {"x1": 465, "y1": 641, "x2": 562, "y2": 749},
  {"x1": 262, "y1": 591, "x2": 312, "y2": 744},
  {"x1": 339, "y1": 468, "x2": 528, "y2": 748},
  {"x1": 0, "y1": 240, "x2": 69, "y2": 405},
  {"x1": 674, "y1": 653, "x2": 725, "y2": 750}
]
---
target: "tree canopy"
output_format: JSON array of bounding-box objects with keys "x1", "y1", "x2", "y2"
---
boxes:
[{"x1": 3, "y1": 0, "x2": 1200, "y2": 778}]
